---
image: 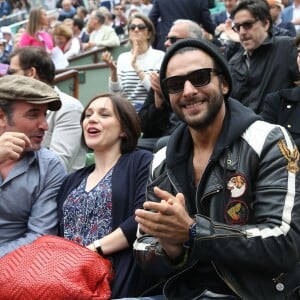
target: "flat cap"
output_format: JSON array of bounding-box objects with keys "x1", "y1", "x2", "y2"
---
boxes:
[
  {"x1": 160, "y1": 38, "x2": 233, "y2": 102},
  {"x1": 0, "y1": 75, "x2": 61, "y2": 111}
]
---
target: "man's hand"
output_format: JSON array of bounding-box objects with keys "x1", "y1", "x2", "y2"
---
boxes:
[
  {"x1": 0, "y1": 132, "x2": 32, "y2": 163},
  {"x1": 135, "y1": 187, "x2": 194, "y2": 259}
]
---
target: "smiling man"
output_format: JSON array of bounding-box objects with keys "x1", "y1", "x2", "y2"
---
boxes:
[
  {"x1": 125, "y1": 39, "x2": 300, "y2": 299},
  {"x1": 229, "y1": 0, "x2": 298, "y2": 114},
  {"x1": 0, "y1": 75, "x2": 66, "y2": 258}
]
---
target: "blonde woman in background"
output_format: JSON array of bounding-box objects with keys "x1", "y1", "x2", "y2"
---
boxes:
[{"x1": 18, "y1": 7, "x2": 54, "y2": 52}]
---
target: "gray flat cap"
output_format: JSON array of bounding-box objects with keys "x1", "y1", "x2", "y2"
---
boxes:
[{"x1": 0, "y1": 75, "x2": 61, "y2": 111}]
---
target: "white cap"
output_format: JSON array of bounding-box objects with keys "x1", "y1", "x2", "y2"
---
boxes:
[{"x1": 1, "y1": 26, "x2": 12, "y2": 35}]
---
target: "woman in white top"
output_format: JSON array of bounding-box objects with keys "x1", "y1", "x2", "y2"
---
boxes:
[
  {"x1": 102, "y1": 13, "x2": 165, "y2": 111},
  {"x1": 53, "y1": 23, "x2": 81, "y2": 60}
]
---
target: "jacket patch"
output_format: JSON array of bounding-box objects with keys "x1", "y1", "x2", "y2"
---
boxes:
[
  {"x1": 278, "y1": 139, "x2": 300, "y2": 173},
  {"x1": 226, "y1": 174, "x2": 246, "y2": 198},
  {"x1": 225, "y1": 200, "x2": 249, "y2": 225}
]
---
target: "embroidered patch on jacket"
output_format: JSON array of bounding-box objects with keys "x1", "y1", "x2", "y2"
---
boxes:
[
  {"x1": 278, "y1": 139, "x2": 300, "y2": 173},
  {"x1": 225, "y1": 200, "x2": 249, "y2": 225},
  {"x1": 226, "y1": 174, "x2": 246, "y2": 198}
]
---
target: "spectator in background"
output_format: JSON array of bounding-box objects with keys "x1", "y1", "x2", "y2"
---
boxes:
[
  {"x1": 76, "y1": 5, "x2": 89, "y2": 25},
  {"x1": 53, "y1": 23, "x2": 81, "y2": 59},
  {"x1": 9, "y1": 46, "x2": 86, "y2": 173},
  {"x1": 0, "y1": 27, "x2": 13, "y2": 64},
  {"x1": 102, "y1": 13, "x2": 165, "y2": 111},
  {"x1": 212, "y1": 0, "x2": 238, "y2": 40},
  {"x1": 267, "y1": 0, "x2": 296, "y2": 36},
  {"x1": 73, "y1": 17, "x2": 90, "y2": 43},
  {"x1": 112, "y1": 4, "x2": 128, "y2": 36},
  {"x1": 82, "y1": 10, "x2": 120, "y2": 50},
  {"x1": 281, "y1": 0, "x2": 300, "y2": 33},
  {"x1": 18, "y1": 7, "x2": 54, "y2": 53},
  {"x1": 229, "y1": 0, "x2": 299, "y2": 114},
  {"x1": 261, "y1": 33, "x2": 300, "y2": 149},
  {"x1": 0, "y1": 75, "x2": 66, "y2": 258},
  {"x1": 0, "y1": 0, "x2": 12, "y2": 18},
  {"x1": 149, "y1": 0, "x2": 215, "y2": 50},
  {"x1": 56, "y1": 93, "x2": 155, "y2": 298},
  {"x1": 58, "y1": 0, "x2": 76, "y2": 21}
]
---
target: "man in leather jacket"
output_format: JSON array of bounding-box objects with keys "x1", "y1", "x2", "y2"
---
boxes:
[{"x1": 125, "y1": 38, "x2": 300, "y2": 300}]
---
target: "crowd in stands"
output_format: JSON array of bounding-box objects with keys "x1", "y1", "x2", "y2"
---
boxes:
[{"x1": 1, "y1": 0, "x2": 300, "y2": 299}]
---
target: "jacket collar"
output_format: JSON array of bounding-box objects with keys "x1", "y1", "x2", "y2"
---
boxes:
[{"x1": 279, "y1": 86, "x2": 300, "y2": 102}]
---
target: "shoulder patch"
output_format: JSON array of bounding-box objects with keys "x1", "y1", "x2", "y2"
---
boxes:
[{"x1": 277, "y1": 139, "x2": 299, "y2": 173}]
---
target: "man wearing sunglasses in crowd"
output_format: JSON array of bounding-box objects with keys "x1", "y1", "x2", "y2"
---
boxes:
[
  {"x1": 137, "y1": 19, "x2": 204, "y2": 151},
  {"x1": 120, "y1": 38, "x2": 300, "y2": 300},
  {"x1": 228, "y1": 0, "x2": 298, "y2": 114}
]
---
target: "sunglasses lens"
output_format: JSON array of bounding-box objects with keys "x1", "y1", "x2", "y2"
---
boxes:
[
  {"x1": 163, "y1": 69, "x2": 215, "y2": 94},
  {"x1": 190, "y1": 70, "x2": 210, "y2": 87},
  {"x1": 164, "y1": 77, "x2": 184, "y2": 94},
  {"x1": 129, "y1": 24, "x2": 146, "y2": 30}
]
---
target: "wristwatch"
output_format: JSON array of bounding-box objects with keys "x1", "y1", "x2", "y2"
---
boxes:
[
  {"x1": 93, "y1": 240, "x2": 104, "y2": 256},
  {"x1": 183, "y1": 222, "x2": 197, "y2": 248}
]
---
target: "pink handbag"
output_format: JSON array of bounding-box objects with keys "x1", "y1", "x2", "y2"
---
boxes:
[{"x1": 0, "y1": 235, "x2": 113, "y2": 300}]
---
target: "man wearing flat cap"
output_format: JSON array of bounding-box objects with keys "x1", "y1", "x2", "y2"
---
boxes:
[
  {"x1": 126, "y1": 38, "x2": 300, "y2": 299},
  {"x1": 0, "y1": 75, "x2": 66, "y2": 258}
]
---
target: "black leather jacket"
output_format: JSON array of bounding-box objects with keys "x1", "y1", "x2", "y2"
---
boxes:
[{"x1": 134, "y1": 99, "x2": 300, "y2": 300}]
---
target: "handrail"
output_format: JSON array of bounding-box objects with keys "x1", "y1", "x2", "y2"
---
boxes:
[
  {"x1": 56, "y1": 62, "x2": 108, "y2": 74},
  {"x1": 54, "y1": 69, "x2": 79, "y2": 99},
  {"x1": 68, "y1": 38, "x2": 129, "y2": 64},
  {"x1": 68, "y1": 46, "x2": 105, "y2": 64}
]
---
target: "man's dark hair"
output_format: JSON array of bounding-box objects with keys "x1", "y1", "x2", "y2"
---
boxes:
[
  {"x1": 231, "y1": 0, "x2": 273, "y2": 33},
  {"x1": 9, "y1": 47, "x2": 55, "y2": 85},
  {"x1": 0, "y1": 100, "x2": 14, "y2": 124},
  {"x1": 73, "y1": 17, "x2": 84, "y2": 30}
]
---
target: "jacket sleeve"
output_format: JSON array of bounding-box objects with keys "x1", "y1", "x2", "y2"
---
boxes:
[
  {"x1": 134, "y1": 122, "x2": 300, "y2": 277},
  {"x1": 191, "y1": 122, "x2": 300, "y2": 273},
  {"x1": 260, "y1": 91, "x2": 280, "y2": 124}
]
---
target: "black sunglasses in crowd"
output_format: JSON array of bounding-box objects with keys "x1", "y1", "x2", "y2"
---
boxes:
[{"x1": 162, "y1": 68, "x2": 221, "y2": 94}]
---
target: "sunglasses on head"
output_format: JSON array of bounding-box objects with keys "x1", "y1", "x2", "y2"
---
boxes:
[
  {"x1": 165, "y1": 36, "x2": 183, "y2": 44},
  {"x1": 232, "y1": 19, "x2": 259, "y2": 32},
  {"x1": 128, "y1": 24, "x2": 147, "y2": 31},
  {"x1": 162, "y1": 68, "x2": 220, "y2": 94}
]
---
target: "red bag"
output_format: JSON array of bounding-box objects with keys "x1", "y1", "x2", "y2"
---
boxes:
[{"x1": 0, "y1": 235, "x2": 113, "y2": 300}]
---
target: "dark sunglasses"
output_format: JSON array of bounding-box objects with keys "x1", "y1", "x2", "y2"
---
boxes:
[
  {"x1": 128, "y1": 24, "x2": 147, "y2": 31},
  {"x1": 232, "y1": 19, "x2": 259, "y2": 32},
  {"x1": 165, "y1": 36, "x2": 183, "y2": 44},
  {"x1": 162, "y1": 68, "x2": 220, "y2": 94}
]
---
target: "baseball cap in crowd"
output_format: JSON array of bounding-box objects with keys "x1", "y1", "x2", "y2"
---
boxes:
[
  {"x1": 0, "y1": 75, "x2": 61, "y2": 111},
  {"x1": 267, "y1": 0, "x2": 283, "y2": 9},
  {"x1": 1, "y1": 26, "x2": 12, "y2": 35}
]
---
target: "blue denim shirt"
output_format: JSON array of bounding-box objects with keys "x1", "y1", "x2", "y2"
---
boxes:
[{"x1": 0, "y1": 148, "x2": 66, "y2": 257}]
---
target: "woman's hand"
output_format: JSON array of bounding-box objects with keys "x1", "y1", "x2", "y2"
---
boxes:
[{"x1": 102, "y1": 51, "x2": 117, "y2": 70}]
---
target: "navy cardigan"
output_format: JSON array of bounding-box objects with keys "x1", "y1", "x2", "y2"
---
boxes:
[{"x1": 56, "y1": 149, "x2": 156, "y2": 298}]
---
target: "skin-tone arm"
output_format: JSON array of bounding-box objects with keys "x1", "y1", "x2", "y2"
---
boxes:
[
  {"x1": 87, "y1": 227, "x2": 129, "y2": 255},
  {"x1": 102, "y1": 51, "x2": 118, "y2": 82},
  {"x1": 0, "y1": 132, "x2": 32, "y2": 163},
  {"x1": 135, "y1": 186, "x2": 195, "y2": 260},
  {"x1": 131, "y1": 39, "x2": 147, "y2": 81},
  {"x1": 150, "y1": 72, "x2": 164, "y2": 109},
  {"x1": 224, "y1": 19, "x2": 240, "y2": 42}
]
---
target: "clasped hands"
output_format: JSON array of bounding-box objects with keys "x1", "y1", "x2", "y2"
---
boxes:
[{"x1": 135, "y1": 186, "x2": 195, "y2": 260}]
